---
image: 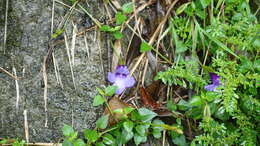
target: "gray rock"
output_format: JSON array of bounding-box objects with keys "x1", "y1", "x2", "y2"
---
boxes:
[{"x1": 0, "y1": 0, "x2": 109, "y2": 142}]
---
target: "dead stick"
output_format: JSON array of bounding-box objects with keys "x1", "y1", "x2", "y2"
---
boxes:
[{"x1": 0, "y1": 67, "x2": 18, "y2": 80}]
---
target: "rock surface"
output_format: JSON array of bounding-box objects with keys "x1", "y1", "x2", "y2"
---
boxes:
[{"x1": 0, "y1": 0, "x2": 109, "y2": 142}]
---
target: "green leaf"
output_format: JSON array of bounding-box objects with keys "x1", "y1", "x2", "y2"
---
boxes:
[
  {"x1": 152, "y1": 119, "x2": 164, "y2": 131},
  {"x1": 152, "y1": 119, "x2": 164, "y2": 138},
  {"x1": 134, "y1": 134, "x2": 147, "y2": 145},
  {"x1": 122, "y1": 2, "x2": 134, "y2": 14},
  {"x1": 197, "y1": 23, "x2": 240, "y2": 58},
  {"x1": 105, "y1": 86, "x2": 118, "y2": 96},
  {"x1": 95, "y1": 142, "x2": 105, "y2": 146},
  {"x1": 121, "y1": 130, "x2": 134, "y2": 143},
  {"x1": 123, "y1": 120, "x2": 134, "y2": 132},
  {"x1": 73, "y1": 139, "x2": 85, "y2": 146},
  {"x1": 96, "y1": 115, "x2": 109, "y2": 129},
  {"x1": 205, "y1": 92, "x2": 218, "y2": 102},
  {"x1": 200, "y1": 0, "x2": 211, "y2": 8},
  {"x1": 203, "y1": 104, "x2": 211, "y2": 118},
  {"x1": 130, "y1": 110, "x2": 140, "y2": 121},
  {"x1": 96, "y1": 87, "x2": 105, "y2": 96},
  {"x1": 84, "y1": 129, "x2": 99, "y2": 143},
  {"x1": 176, "y1": 2, "x2": 191, "y2": 15},
  {"x1": 113, "y1": 31, "x2": 123, "y2": 40},
  {"x1": 195, "y1": 8, "x2": 206, "y2": 19},
  {"x1": 189, "y1": 96, "x2": 203, "y2": 106},
  {"x1": 152, "y1": 130, "x2": 162, "y2": 138},
  {"x1": 177, "y1": 99, "x2": 190, "y2": 111},
  {"x1": 115, "y1": 12, "x2": 127, "y2": 25},
  {"x1": 253, "y1": 38, "x2": 260, "y2": 48},
  {"x1": 202, "y1": 65, "x2": 215, "y2": 73},
  {"x1": 170, "y1": 131, "x2": 186, "y2": 146},
  {"x1": 187, "y1": 107, "x2": 203, "y2": 120},
  {"x1": 138, "y1": 108, "x2": 157, "y2": 122},
  {"x1": 0, "y1": 139, "x2": 7, "y2": 144},
  {"x1": 184, "y1": 5, "x2": 194, "y2": 16},
  {"x1": 110, "y1": 26, "x2": 121, "y2": 32},
  {"x1": 102, "y1": 133, "x2": 115, "y2": 145},
  {"x1": 69, "y1": 0, "x2": 77, "y2": 4},
  {"x1": 123, "y1": 107, "x2": 135, "y2": 114},
  {"x1": 214, "y1": 106, "x2": 230, "y2": 121},
  {"x1": 140, "y1": 41, "x2": 153, "y2": 53},
  {"x1": 62, "y1": 124, "x2": 74, "y2": 137},
  {"x1": 68, "y1": 131, "x2": 78, "y2": 141},
  {"x1": 175, "y1": 40, "x2": 188, "y2": 53},
  {"x1": 100, "y1": 25, "x2": 112, "y2": 32},
  {"x1": 93, "y1": 95, "x2": 106, "y2": 106},
  {"x1": 135, "y1": 125, "x2": 148, "y2": 136},
  {"x1": 167, "y1": 100, "x2": 177, "y2": 111},
  {"x1": 62, "y1": 139, "x2": 73, "y2": 146},
  {"x1": 51, "y1": 29, "x2": 64, "y2": 39}
]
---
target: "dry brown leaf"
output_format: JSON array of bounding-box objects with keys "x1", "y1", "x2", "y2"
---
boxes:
[
  {"x1": 104, "y1": 97, "x2": 133, "y2": 125},
  {"x1": 140, "y1": 86, "x2": 160, "y2": 109}
]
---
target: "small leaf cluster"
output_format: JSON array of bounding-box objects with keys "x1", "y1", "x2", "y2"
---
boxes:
[
  {"x1": 100, "y1": 2, "x2": 134, "y2": 40},
  {"x1": 62, "y1": 84, "x2": 183, "y2": 146},
  {"x1": 176, "y1": 0, "x2": 211, "y2": 20},
  {"x1": 93, "y1": 86, "x2": 117, "y2": 106},
  {"x1": 0, "y1": 139, "x2": 26, "y2": 146},
  {"x1": 62, "y1": 124, "x2": 85, "y2": 146},
  {"x1": 62, "y1": 108, "x2": 183, "y2": 146},
  {"x1": 155, "y1": 60, "x2": 206, "y2": 90}
]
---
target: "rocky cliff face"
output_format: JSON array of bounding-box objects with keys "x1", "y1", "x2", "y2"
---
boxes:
[{"x1": 0, "y1": 0, "x2": 109, "y2": 142}]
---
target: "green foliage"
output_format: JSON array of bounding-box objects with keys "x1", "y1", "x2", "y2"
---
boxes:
[
  {"x1": 155, "y1": 60, "x2": 205, "y2": 90},
  {"x1": 62, "y1": 107, "x2": 183, "y2": 145},
  {"x1": 140, "y1": 41, "x2": 153, "y2": 53},
  {"x1": 0, "y1": 139, "x2": 8, "y2": 144},
  {"x1": 122, "y1": 2, "x2": 134, "y2": 14},
  {"x1": 115, "y1": 12, "x2": 127, "y2": 25},
  {"x1": 99, "y1": 1, "x2": 134, "y2": 40},
  {"x1": 61, "y1": 85, "x2": 183, "y2": 145},
  {"x1": 155, "y1": 0, "x2": 259, "y2": 145},
  {"x1": 104, "y1": 86, "x2": 118, "y2": 96},
  {"x1": 100, "y1": 25, "x2": 122, "y2": 40},
  {"x1": 84, "y1": 129, "x2": 99, "y2": 143},
  {"x1": 112, "y1": 31, "x2": 123, "y2": 40},
  {"x1": 51, "y1": 29, "x2": 64, "y2": 39},
  {"x1": 93, "y1": 95, "x2": 105, "y2": 106},
  {"x1": 11, "y1": 140, "x2": 26, "y2": 146},
  {"x1": 62, "y1": 124, "x2": 84, "y2": 146},
  {"x1": 0, "y1": 139, "x2": 26, "y2": 146},
  {"x1": 93, "y1": 86, "x2": 118, "y2": 107},
  {"x1": 176, "y1": 2, "x2": 191, "y2": 15},
  {"x1": 96, "y1": 115, "x2": 109, "y2": 129}
]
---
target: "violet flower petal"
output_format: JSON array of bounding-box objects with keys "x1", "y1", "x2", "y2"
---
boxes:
[
  {"x1": 108, "y1": 65, "x2": 135, "y2": 95},
  {"x1": 124, "y1": 77, "x2": 135, "y2": 88},
  {"x1": 113, "y1": 77, "x2": 127, "y2": 94},
  {"x1": 115, "y1": 87, "x2": 125, "y2": 94},
  {"x1": 209, "y1": 72, "x2": 220, "y2": 85},
  {"x1": 204, "y1": 72, "x2": 221, "y2": 92},
  {"x1": 108, "y1": 72, "x2": 116, "y2": 83},
  {"x1": 204, "y1": 84, "x2": 218, "y2": 92},
  {"x1": 115, "y1": 65, "x2": 129, "y2": 75}
]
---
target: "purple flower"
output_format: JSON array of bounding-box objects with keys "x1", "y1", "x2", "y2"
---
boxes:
[
  {"x1": 107, "y1": 65, "x2": 135, "y2": 94},
  {"x1": 204, "y1": 72, "x2": 221, "y2": 92}
]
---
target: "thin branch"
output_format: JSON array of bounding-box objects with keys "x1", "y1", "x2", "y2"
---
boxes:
[{"x1": 0, "y1": 67, "x2": 19, "y2": 80}]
